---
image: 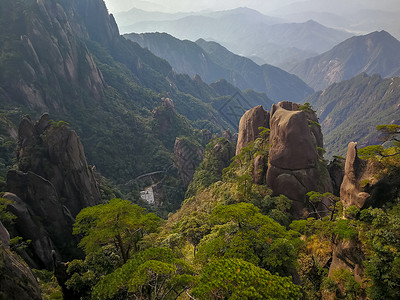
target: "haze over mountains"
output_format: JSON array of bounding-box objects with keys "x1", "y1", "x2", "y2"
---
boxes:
[
  {"x1": 291, "y1": 30, "x2": 400, "y2": 90},
  {"x1": 125, "y1": 32, "x2": 313, "y2": 102},
  {"x1": 115, "y1": 7, "x2": 352, "y2": 69}
]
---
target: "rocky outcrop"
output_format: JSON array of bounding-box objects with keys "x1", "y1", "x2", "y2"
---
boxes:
[
  {"x1": 14, "y1": 114, "x2": 101, "y2": 216},
  {"x1": 174, "y1": 138, "x2": 204, "y2": 188},
  {"x1": 0, "y1": 221, "x2": 42, "y2": 300},
  {"x1": 340, "y1": 142, "x2": 371, "y2": 209},
  {"x1": 236, "y1": 105, "x2": 269, "y2": 155},
  {"x1": 266, "y1": 101, "x2": 332, "y2": 217},
  {"x1": 4, "y1": 114, "x2": 101, "y2": 268}
]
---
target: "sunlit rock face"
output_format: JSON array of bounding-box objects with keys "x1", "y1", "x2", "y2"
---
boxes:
[
  {"x1": 266, "y1": 101, "x2": 331, "y2": 217},
  {"x1": 236, "y1": 105, "x2": 269, "y2": 155}
]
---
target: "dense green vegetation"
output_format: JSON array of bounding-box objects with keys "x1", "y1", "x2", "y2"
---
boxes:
[{"x1": 44, "y1": 125, "x2": 399, "y2": 299}]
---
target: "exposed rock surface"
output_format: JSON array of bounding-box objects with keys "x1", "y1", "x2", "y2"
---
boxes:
[
  {"x1": 14, "y1": 114, "x2": 101, "y2": 216},
  {"x1": 174, "y1": 138, "x2": 204, "y2": 188},
  {"x1": 0, "y1": 221, "x2": 42, "y2": 300},
  {"x1": 266, "y1": 101, "x2": 332, "y2": 217},
  {"x1": 4, "y1": 114, "x2": 101, "y2": 268},
  {"x1": 1, "y1": 0, "x2": 105, "y2": 111},
  {"x1": 340, "y1": 142, "x2": 371, "y2": 209},
  {"x1": 236, "y1": 105, "x2": 269, "y2": 155}
]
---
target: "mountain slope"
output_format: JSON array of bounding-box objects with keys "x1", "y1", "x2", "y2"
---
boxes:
[
  {"x1": 124, "y1": 32, "x2": 313, "y2": 102},
  {"x1": 0, "y1": 0, "x2": 227, "y2": 186},
  {"x1": 307, "y1": 73, "x2": 400, "y2": 156},
  {"x1": 291, "y1": 30, "x2": 400, "y2": 91}
]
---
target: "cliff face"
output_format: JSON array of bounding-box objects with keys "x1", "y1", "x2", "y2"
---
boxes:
[
  {"x1": 4, "y1": 114, "x2": 101, "y2": 269},
  {"x1": 0, "y1": 0, "x2": 105, "y2": 112},
  {"x1": 266, "y1": 101, "x2": 332, "y2": 217},
  {"x1": 13, "y1": 114, "x2": 101, "y2": 216}
]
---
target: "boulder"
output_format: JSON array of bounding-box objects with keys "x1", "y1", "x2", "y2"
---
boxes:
[
  {"x1": 236, "y1": 105, "x2": 269, "y2": 155},
  {"x1": 266, "y1": 101, "x2": 332, "y2": 217}
]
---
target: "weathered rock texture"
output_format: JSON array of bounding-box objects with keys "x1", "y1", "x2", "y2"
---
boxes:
[
  {"x1": 1, "y1": 0, "x2": 106, "y2": 112},
  {"x1": 266, "y1": 101, "x2": 332, "y2": 217},
  {"x1": 340, "y1": 142, "x2": 372, "y2": 209},
  {"x1": 5, "y1": 114, "x2": 101, "y2": 269},
  {"x1": 0, "y1": 221, "x2": 42, "y2": 300},
  {"x1": 174, "y1": 138, "x2": 204, "y2": 188},
  {"x1": 236, "y1": 105, "x2": 269, "y2": 155},
  {"x1": 14, "y1": 114, "x2": 101, "y2": 216}
]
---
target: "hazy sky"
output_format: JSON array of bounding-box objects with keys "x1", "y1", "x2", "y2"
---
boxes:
[{"x1": 103, "y1": 0, "x2": 400, "y2": 14}]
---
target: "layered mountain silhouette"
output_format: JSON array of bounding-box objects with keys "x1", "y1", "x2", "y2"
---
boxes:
[
  {"x1": 291, "y1": 30, "x2": 400, "y2": 91},
  {"x1": 116, "y1": 7, "x2": 351, "y2": 69},
  {"x1": 124, "y1": 32, "x2": 313, "y2": 102}
]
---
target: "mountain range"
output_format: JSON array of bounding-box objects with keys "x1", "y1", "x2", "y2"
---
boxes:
[
  {"x1": 0, "y1": 0, "x2": 271, "y2": 193},
  {"x1": 306, "y1": 73, "x2": 400, "y2": 156},
  {"x1": 291, "y1": 30, "x2": 400, "y2": 91},
  {"x1": 115, "y1": 7, "x2": 352, "y2": 69},
  {"x1": 124, "y1": 32, "x2": 313, "y2": 102}
]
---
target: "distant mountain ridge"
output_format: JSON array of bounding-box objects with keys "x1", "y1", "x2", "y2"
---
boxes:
[
  {"x1": 291, "y1": 30, "x2": 400, "y2": 90},
  {"x1": 306, "y1": 73, "x2": 400, "y2": 156},
  {"x1": 124, "y1": 32, "x2": 313, "y2": 102},
  {"x1": 115, "y1": 7, "x2": 351, "y2": 69}
]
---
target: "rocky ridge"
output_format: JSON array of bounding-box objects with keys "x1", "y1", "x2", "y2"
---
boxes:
[{"x1": 4, "y1": 114, "x2": 101, "y2": 269}]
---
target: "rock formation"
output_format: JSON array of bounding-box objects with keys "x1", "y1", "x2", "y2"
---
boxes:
[
  {"x1": 236, "y1": 105, "x2": 269, "y2": 155},
  {"x1": 174, "y1": 137, "x2": 204, "y2": 188},
  {"x1": 4, "y1": 114, "x2": 101, "y2": 269},
  {"x1": 340, "y1": 142, "x2": 371, "y2": 209},
  {"x1": 13, "y1": 114, "x2": 101, "y2": 216},
  {"x1": 266, "y1": 101, "x2": 332, "y2": 217},
  {"x1": 0, "y1": 221, "x2": 42, "y2": 300}
]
